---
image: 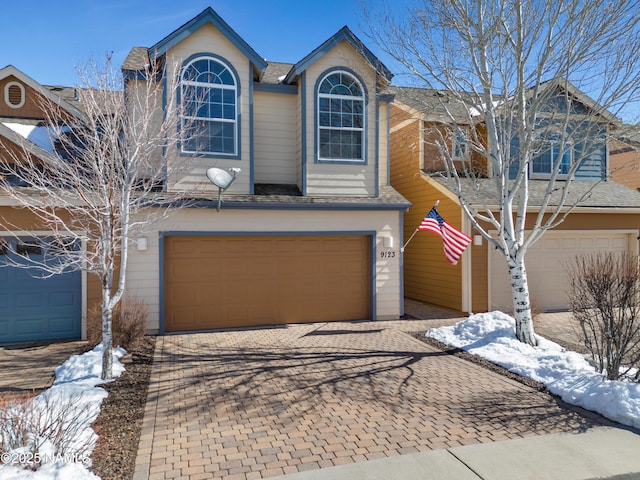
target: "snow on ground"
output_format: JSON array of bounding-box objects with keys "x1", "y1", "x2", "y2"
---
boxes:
[
  {"x1": 428, "y1": 311, "x2": 640, "y2": 429},
  {"x1": 0, "y1": 345, "x2": 125, "y2": 480}
]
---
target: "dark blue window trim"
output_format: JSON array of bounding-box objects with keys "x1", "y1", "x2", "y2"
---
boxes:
[{"x1": 177, "y1": 52, "x2": 242, "y2": 160}]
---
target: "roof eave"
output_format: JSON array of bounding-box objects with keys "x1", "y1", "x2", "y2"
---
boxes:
[
  {"x1": 284, "y1": 26, "x2": 393, "y2": 84},
  {"x1": 0, "y1": 65, "x2": 84, "y2": 120},
  {"x1": 149, "y1": 7, "x2": 267, "y2": 73}
]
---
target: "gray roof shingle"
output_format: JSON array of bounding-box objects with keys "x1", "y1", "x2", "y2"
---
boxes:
[
  {"x1": 122, "y1": 47, "x2": 150, "y2": 72},
  {"x1": 191, "y1": 185, "x2": 410, "y2": 209},
  {"x1": 388, "y1": 86, "x2": 480, "y2": 124},
  {"x1": 432, "y1": 175, "x2": 640, "y2": 209}
]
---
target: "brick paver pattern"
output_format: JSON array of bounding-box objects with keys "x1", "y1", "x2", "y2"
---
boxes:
[{"x1": 134, "y1": 318, "x2": 610, "y2": 480}]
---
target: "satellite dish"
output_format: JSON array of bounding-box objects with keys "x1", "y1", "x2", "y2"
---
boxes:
[{"x1": 206, "y1": 167, "x2": 241, "y2": 211}]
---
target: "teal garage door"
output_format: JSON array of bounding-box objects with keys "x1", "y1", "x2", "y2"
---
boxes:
[{"x1": 0, "y1": 238, "x2": 81, "y2": 343}]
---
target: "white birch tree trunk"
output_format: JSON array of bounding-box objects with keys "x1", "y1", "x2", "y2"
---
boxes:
[
  {"x1": 365, "y1": 0, "x2": 640, "y2": 347},
  {"x1": 507, "y1": 255, "x2": 538, "y2": 346},
  {"x1": 101, "y1": 292, "x2": 114, "y2": 381}
]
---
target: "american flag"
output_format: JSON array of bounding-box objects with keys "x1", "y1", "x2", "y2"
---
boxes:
[{"x1": 419, "y1": 207, "x2": 472, "y2": 265}]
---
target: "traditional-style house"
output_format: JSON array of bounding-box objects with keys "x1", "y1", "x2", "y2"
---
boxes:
[
  {"x1": 0, "y1": 8, "x2": 409, "y2": 342},
  {"x1": 390, "y1": 84, "x2": 640, "y2": 314}
]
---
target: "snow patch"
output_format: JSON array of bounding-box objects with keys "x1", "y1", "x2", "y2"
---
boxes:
[
  {"x1": 0, "y1": 345, "x2": 125, "y2": 480},
  {"x1": 428, "y1": 312, "x2": 640, "y2": 429}
]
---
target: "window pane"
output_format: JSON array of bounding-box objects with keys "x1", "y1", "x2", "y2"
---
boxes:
[
  {"x1": 317, "y1": 72, "x2": 364, "y2": 161},
  {"x1": 181, "y1": 57, "x2": 236, "y2": 155},
  {"x1": 560, "y1": 146, "x2": 572, "y2": 174},
  {"x1": 534, "y1": 149, "x2": 552, "y2": 174}
]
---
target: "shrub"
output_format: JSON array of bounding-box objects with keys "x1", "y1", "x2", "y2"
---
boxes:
[
  {"x1": 567, "y1": 252, "x2": 640, "y2": 381},
  {"x1": 86, "y1": 297, "x2": 148, "y2": 350},
  {"x1": 0, "y1": 392, "x2": 96, "y2": 470}
]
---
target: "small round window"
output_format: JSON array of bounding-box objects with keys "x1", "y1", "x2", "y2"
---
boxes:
[{"x1": 4, "y1": 81, "x2": 25, "y2": 109}]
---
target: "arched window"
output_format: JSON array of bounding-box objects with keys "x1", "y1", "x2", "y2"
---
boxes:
[
  {"x1": 317, "y1": 71, "x2": 365, "y2": 162},
  {"x1": 180, "y1": 56, "x2": 237, "y2": 156}
]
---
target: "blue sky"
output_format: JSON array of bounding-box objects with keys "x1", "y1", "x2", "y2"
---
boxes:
[{"x1": 2, "y1": 0, "x2": 393, "y2": 87}]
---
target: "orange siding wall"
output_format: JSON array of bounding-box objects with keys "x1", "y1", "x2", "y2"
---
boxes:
[
  {"x1": 390, "y1": 105, "x2": 464, "y2": 311},
  {"x1": 610, "y1": 144, "x2": 640, "y2": 190}
]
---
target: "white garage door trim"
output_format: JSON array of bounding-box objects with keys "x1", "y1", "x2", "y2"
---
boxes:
[
  {"x1": 488, "y1": 229, "x2": 639, "y2": 312},
  {"x1": 0, "y1": 231, "x2": 88, "y2": 340}
]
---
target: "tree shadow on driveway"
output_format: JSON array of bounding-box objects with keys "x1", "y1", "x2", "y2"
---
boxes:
[{"x1": 151, "y1": 329, "x2": 611, "y2": 443}]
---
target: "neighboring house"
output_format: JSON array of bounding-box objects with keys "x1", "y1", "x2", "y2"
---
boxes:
[
  {"x1": 610, "y1": 133, "x2": 640, "y2": 190},
  {"x1": 0, "y1": 7, "x2": 409, "y2": 342},
  {"x1": 390, "y1": 85, "x2": 640, "y2": 314},
  {"x1": 0, "y1": 65, "x2": 104, "y2": 342}
]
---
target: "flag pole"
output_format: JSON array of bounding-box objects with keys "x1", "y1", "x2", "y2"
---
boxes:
[{"x1": 401, "y1": 200, "x2": 439, "y2": 252}]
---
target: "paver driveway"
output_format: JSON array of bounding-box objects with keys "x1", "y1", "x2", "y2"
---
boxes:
[{"x1": 134, "y1": 319, "x2": 611, "y2": 480}]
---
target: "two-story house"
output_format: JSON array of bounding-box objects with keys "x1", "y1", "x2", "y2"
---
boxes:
[
  {"x1": 390, "y1": 84, "x2": 640, "y2": 315},
  {"x1": 0, "y1": 7, "x2": 409, "y2": 342}
]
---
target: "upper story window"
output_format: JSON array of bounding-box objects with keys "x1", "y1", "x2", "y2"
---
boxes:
[
  {"x1": 452, "y1": 130, "x2": 468, "y2": 160},
  {"x1": 317, "y1": 71, "x2": 365, "y2": 162},
  {"x1": 531, "y1": 141, "x2": 573, "y2": 178},
  {"x1": 4, "y1": 81, "x2": 25, "y2": 109},
  {"x1": 180, "y1": 56, "x2": 237, "y2": 156}
]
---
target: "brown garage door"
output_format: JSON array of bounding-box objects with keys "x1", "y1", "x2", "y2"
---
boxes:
[{"x1": 164, "y1": 235, "x2": 371, "y2": 331}]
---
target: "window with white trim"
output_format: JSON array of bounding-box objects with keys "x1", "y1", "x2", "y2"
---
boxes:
[
  {"x1": 317, "y1": 71, "x2": 365, "y2": 162},
  {"x1": 531, "y1": 141, "x2": 573, "y2": 178},
  {"x1": 180, "y1": 56, "x2": 237, "y2": 156}
]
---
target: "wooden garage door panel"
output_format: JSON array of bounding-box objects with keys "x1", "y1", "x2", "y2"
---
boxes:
[
  {"x1": 164, "y1": 235, "x2": 370, "y2": 331},
  {"x1": 490, "y1": 233, "x2": 630, "y2": 312}
]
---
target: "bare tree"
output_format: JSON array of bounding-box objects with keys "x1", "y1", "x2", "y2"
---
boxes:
[
  {"x1": 568, "y1": 252, "x2": 640, "y2": 381},
  {"x1": 366, "y1": 0, "x2": 640, "y2": 345},
  {"x1": 0, "y1": 57, "x2": 187, "y2": 379}
]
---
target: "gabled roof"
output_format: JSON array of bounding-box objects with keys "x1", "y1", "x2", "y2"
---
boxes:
[
  {"x1": 148, "y1": 7, "x2": 267, "y2": 73},
  {"x1": 388, "y1": 86, "x2": 479, "y2": 124},
  {"x1": 0, "y1": 65, "x2": 84, "y2": 118},
  {"x1": 283, "y1": 26, "x2": 393, "y2": 84},
  {"x1": 536, "y1": 78, "x2": 620, "y2": 125},
  {"x1": 391, "y1": 79, "x2": 620, "y2": 127}
]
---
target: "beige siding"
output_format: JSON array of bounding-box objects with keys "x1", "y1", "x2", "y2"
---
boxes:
[
  {"x1": 303, "y1": 41, "x2": 379, "y2": 197},
  {"x1": 378, "y1": 101, "x2": 389, "y2": 186},
  {"x1": 473, "y1": 211, "x2": 640, "y2": 313},
  {"x1": 253, "y1": 91, "x2": 297, "y2": 184},
  {"x1": 296, "y1": 82, "x2": 303, "y2": 191},
  {"x1": 126, "y1": 208, "x2": 403, "y2": 332},
  {"x1": 162, "y1": 23, "x2": 252, "y2": 194},
  {"x1": 125, "y1": 79, "x2": 164, "y2": 177}
]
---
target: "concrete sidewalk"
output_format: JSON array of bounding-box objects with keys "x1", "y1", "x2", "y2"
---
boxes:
[{"x1": 268, "y1": 426, "x2": 640, "y2": 480}]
